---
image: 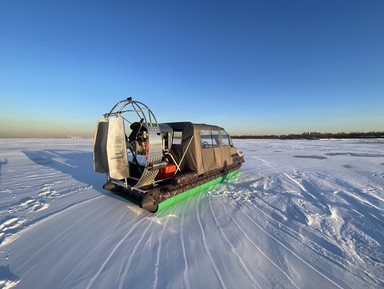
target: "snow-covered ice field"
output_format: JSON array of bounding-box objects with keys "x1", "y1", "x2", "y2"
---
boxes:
[{"x1": 0, "y1": 138, "x2": 383, "y2": 289}]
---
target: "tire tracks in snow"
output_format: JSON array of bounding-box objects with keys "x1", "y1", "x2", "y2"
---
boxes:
[
  {"x1": 238, "y1": 159, "x2": 384, "y2": 288},
  {"x1": 283, "y1": 173, "x2": 326, "y2": 209},
  {"x1": 179, "y1": 198, "x2": 192, "y2": 289},
  {"x1": 225, "y1": 153, "x2": 382, "y2": 287},
  {"x1": 152, "y1": 214, "x2": 171, "y2": 289},
  {"x1": 85, "y1": 214, "x2": 150, "y2": 289},
  {"x1": 232, "y1": 198, "x2": 349, "y2": 289},
  {"x1": 208, "y1": 194, "x2": 262, "y2": 289},
  {"x1": 196, "y1": 191, "x2": 228, "y2": 289},
  {"x1": 230, "y1": 168, "x2": 362, "y2": 288},
  {"x1": 57, "y1": 206, "x2": 135, "y2": 289},
  {"x1": 221, "y1": 200, "x2": 302, "y2": 289},
  {"x1": 117, "y1": 216, "x2": 157, "y2": 289},
  {"x1": 280, "y1": 172, "x2": 384, "y2": 286},
  {"x1": 167, "y1": 190, "x2": 202, "y2": 288},
  {"x1": 244, "y1": 191, "x2": 367, "y2": 276},
  {"x1": 17, "y1": 197, "x2": 105, "y2": 276},
  {"x1": 243, "y1": 197, "x2": 380, "y2": 288}
]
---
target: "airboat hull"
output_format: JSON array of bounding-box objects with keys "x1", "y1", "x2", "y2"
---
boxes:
[
  {"x1": 107, "y1": 166, "x2": 240, "y2": 212},
  {"x1": 153, "y1": 169, "x2": 239, "y2": 212}
]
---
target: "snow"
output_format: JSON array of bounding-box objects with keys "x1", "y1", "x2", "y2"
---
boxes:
[{"x1": 0, "y1": 138, "x2": 383, "y2": 289}]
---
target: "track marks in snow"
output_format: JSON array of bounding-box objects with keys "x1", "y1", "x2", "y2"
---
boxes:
[
  {"x1": 218, "y1": 161, "x2": 381, "y2": 287},
  {"x1": 227, "y1": 164, "x2": 384, "y2": 287},
  {"x1": 240, "y1": 198, "x2": 362, "y2": 288},
  {"x1": 152, "y1": 215, "x2": 172, "y2": 289},
  {"x1": 235, "y1": 197, "x2": 343, "y2": 288},
  {"x1": 247, "y1": 193, "x2": 384, "y2": 287},
  {"x1": 283, "y1": 172, "x2": 329, "y2": 213},
  {"x1": 196, "y1": 196, "x2": 228, "y2": 289},
  {"x1": 117, "y1": 219, "x2": 155, "y2": 289},
  {"x1": 220, "y1": 199, "x2": 302, "y2": 289},
  {"x1": 86, "y1": 214, "x2": 151, "y2": 289},
  {"x1": 179, "y1": 210, "x2": 191, "y2": 289},
  {"x1": 227, "y1": 140, "x2": 384, "y2": 285},
  {"x1": 17, "y1": 196, "x2": 107, "y2": 278},
  {"x1": 208, "y1": 195, "x2": 262, "y2": 289}
]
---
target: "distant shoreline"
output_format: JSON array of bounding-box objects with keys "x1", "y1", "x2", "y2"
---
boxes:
[{"x1": 232, "y1": 131, "x2": 384, "y2": 140}]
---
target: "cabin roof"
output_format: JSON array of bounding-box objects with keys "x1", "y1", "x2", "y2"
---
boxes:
[{"x1": 164, "y1": 122, "x2": 224, "y2": 131}]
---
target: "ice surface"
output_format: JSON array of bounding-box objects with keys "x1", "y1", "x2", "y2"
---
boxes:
[{"x1": 0, "y1": 138, "x2": 383, "y2": 289}]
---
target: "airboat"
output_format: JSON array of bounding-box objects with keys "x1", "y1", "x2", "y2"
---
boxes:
[{"x1": 93, "y1": 98, "x2": 244, "y2": 212}]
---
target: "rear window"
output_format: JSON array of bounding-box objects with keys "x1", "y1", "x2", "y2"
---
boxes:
[{"x1": 172, "y1": 131, "x2": 182, "y2": 145}]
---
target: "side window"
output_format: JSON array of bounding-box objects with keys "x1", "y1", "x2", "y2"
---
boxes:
[
  {"x1": 220, "y1": 130, "x2": 231, "y2": 146},
  {"x1": 200, "y1": 130, "x2": 212, "y2": 148},
  {"x1": 211, "y1": 130, "x2": 220, "y2": 147},
  {"x1": 172, "y1": 131, "x2": 182, "y2": 145}
]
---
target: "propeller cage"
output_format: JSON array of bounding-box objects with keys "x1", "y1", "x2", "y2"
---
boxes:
[{"x1": 93, "y1": 98, "x2": 165, "y2": 189}]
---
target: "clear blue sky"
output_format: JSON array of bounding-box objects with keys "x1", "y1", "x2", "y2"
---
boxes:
[{"x1": 1, "y1": 0, "x2": 383, "y2": 137}]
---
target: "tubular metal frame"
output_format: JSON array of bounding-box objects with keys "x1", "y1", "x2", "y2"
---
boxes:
[{"x1": 104, "y1": 98, "x2": 163, "y2": 189}]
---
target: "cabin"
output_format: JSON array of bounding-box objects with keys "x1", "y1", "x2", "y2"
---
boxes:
[{"x1": 162, "y1": 122, "x2": 239, "y2": 176}]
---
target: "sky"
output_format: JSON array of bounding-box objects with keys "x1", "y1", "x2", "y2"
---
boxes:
[{"x1": 0, "y1": 0, "x2": 383, "y2": 137}]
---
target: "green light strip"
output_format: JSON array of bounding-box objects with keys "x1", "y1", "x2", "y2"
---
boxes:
[{"x1": 157, "y1": 170, "x2": 239, "y2": 212}]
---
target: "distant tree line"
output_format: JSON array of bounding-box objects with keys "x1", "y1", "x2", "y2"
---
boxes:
[{"x1": 232, "y1": 131, "x2": 384, "y2": 140}]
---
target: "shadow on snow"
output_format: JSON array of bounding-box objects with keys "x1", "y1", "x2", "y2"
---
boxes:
[{"x1": 22, "y1": 149, "x2": 125, "y2": 203}]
